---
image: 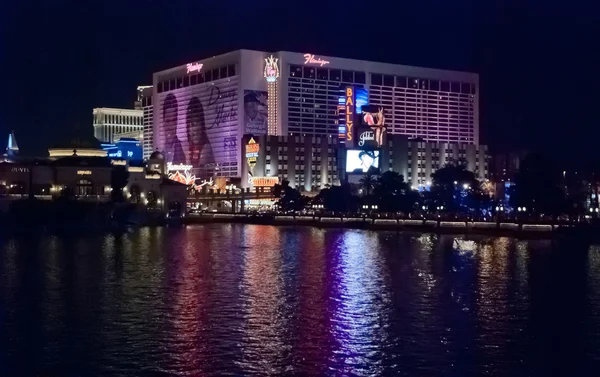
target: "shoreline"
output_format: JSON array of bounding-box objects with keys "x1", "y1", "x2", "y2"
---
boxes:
[{"x1": 184, "y1": 214, "x2": 583, "y2": 239}]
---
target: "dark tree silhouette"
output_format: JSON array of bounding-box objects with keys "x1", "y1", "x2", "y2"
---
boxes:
[
  {"x1": 359, "y1": 168, "x2": 377, "y2": 196},
  {"x1": 430, "y1": 159, "x2": 480, "y2": 213},
  {"x1": 313, "y1": 183, "x2": 358, "y2": 213},
  {"x1": 373, "y1": 171, "x2": 419, "y2": 213},
  {"x1": 273, "y1": 180, "x2": 308, "y2": 212}
]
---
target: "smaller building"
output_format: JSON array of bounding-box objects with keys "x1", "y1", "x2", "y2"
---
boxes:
[
  {"x1": 241, "y1": 134, "x2": 340, "y2": 192},
  {"x1": 137, "y1": 86, "x2": 154, "y2": 160},
  {"x1": 0, "y1": 140, "x2": 187, "y2": 216},
  {"x1": 240, "y1": 133, "x2": 488, "y2": 192},
  {"x1": 93, "y1": 107, "x2": 144, "y2": 144},
  {"x1": 382, "y1": 135, "x2": 488, "y2": 188}
]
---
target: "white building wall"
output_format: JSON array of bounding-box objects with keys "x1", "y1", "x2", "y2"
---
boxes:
[{"x1": 93, "y1": 108, "x2": 143, "y2": 144}]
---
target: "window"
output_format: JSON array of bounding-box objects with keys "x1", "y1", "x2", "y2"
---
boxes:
[
  {"x1": 317, "y1": 68, "x2": 328, "y2": 80},
  {"x1": 205, "y1": 70, "x2": 212, "y2": 82},
  {"x1": 430, "y1": 80, "x2": 440, "y2": 91},
  {"x1": 371, "y1": 74, "x2": 382, "y2": 86},
  {"x1": 384, "y1": 75, "x2": 394, "y2": 87},
  {"x1": 396, "y1": 76, "x2": 407, "y2": 87},
  {"x1": 441, "y1": 81, "x2": 450, "y2": 92},
  {"x1": 183, "y1": 76, "x2": 189, "y2": 87},
  {"x1": 198, "y1": 72, "x2": 205, "y2": 83},
  {"x1": 290, "y1": 65, "x2": 302, "y2": 77},
  {"x1": 76, "y1": 179, "x2": 94, "y2": 196},
  {"x1": 355, "y1": 71, "x2": 366, "y2": 84},
  {"x1": 342, "y1": 70, "x2": 353, "y2": 83},
  {"x1": 303, "y1": 67, "x2": 315, "y2": 79},
  {"x1": 227, "y1": 64, "x2": 236, "y2": 76},
  {"x1": 191, "y1": 74, "x2": 197, "y2": 85},
  {"x1": 329, "y1": 69, "x2": 341, "y2": 81}
]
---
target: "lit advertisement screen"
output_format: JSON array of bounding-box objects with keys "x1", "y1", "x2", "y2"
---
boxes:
[
  {"x1": 155, "y1": 74, "x2": 239, "y2": 176},
  {"x1": 345, "y1": 149, "x2": 380, "y2": 173}
]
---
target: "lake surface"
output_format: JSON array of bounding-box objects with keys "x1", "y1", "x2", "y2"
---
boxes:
[{"x1": 1, "y1": 224, "x2": 600, "y2": 376}]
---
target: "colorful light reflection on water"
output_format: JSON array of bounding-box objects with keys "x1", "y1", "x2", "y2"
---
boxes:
[{"x1": 1, "y1": 225, "x2": 600, "y2": 376}]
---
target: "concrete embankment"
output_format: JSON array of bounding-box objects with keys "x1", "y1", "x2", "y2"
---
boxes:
[{"x1": 185, "y1": 214, "x2": 563, "y2": 237}]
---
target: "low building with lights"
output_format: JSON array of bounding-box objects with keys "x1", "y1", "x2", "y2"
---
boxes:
[{"x1": 0, "y1": 139, "x2": 187, "y2": 215}]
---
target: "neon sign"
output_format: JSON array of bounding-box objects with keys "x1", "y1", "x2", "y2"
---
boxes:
[
  {"x1": 358, "y1": 130, "x2": 375, "y2": 147},
  {"x1": 345, "y1": 86, "x2": 355, "y2": 145},
  {"x1": 168, "y1": 170, "x2": 214, "y2": 191},
  {"x1": 186, "y1": 63, "x2": 203, "y2": 74},
  {"x1": 264, "y1": 55, "x2": 279, "y2": 83},
  {"x1": 303, "y1": 54, "x2": 330, "y2": 66},
  {"x1": 167, "y1": 162, "x2": 193, "y2": 171},
  {"x1": 251, "y1": 177, "x2": 279, "y2": 187},
  {"x1": 77, "y1": 170, "x2": 92, "y2": 175},
  {"x1": 246, "y1": 138, "x2": 259, "y2": 167}
]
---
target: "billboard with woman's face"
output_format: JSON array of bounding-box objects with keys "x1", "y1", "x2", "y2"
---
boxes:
[
  {"x1": 155, "y1": 75, "x2": 239, "y2": 177},
  {"x1": 243, "y1": 90, "x2": 268, "y2": 134}
]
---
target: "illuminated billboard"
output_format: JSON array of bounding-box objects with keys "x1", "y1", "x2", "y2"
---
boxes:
[
  {"x1": 155, "y1": 75, "x2": 239, "y2": 177},
  {"x1": 345, "y1": 149, "x2": 380, "y2": 173},
  {"x1": 360, "y1": 104, "x2": 386, "y2": 148}
]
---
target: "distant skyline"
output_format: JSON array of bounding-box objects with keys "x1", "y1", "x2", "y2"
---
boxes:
[{"x1": 0, "y1": 0, "x2": 598, "y2": 166}]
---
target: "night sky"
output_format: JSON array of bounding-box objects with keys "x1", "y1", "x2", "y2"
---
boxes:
[{"x1": 0, "y1": 0, "x2": 598, "y2": 166}]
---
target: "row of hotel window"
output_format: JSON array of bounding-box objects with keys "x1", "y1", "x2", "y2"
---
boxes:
[
  {"x1": 266, "y1": 165, "x2": 338, "y2": 170},
  {"x1": 97, "y1": 115, "x2": 143, "y2": 126},
  {"x1": 289, "y1": 65, "x2": 475, "y2": 94},
  {"x1": 156, "y1": 64, "x2": 237, "y2": 93},
  {"x1": 276, "y1": 175, "x2": 337, "y2": 183}
]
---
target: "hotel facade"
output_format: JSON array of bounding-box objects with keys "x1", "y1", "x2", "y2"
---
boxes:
[
  {"x1": 93, "y1": 107, "x2": 144, "y2": 144},
  {"x1": 152, "y1": 50, "x2": 482, "y2": 189}
]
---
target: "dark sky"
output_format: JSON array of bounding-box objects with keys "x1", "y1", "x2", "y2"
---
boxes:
[{"x1": 0, "y1": 0, "x2": 598, "y2": 164}]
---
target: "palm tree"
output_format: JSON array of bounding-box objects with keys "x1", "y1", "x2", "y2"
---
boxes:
[{"x1": 359, "y1": 171, "x2": 376, "y2": 196}]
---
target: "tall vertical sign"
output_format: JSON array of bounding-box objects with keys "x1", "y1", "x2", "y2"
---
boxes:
[
  {"x1": 345, "y1": 86, "x2": 355, "y2": 148},
  {"x1": 264, "y1": 55, "x2": 279, "y2": 135}
]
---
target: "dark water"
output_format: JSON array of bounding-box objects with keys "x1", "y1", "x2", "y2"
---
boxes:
[{"x1": 1, "y1": 225, "x2": 600, "y2": 376}]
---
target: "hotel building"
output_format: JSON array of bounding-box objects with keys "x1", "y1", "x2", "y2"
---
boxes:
[
  {"x1": 152, "y1": 49, "x2": 480, "y2": 184},
  {"x1": 137, "y1": 86, "x2": 154, "y2": 160},
  {"x1": 93, "y1": 107, "x2": 144, "y2": 144}
]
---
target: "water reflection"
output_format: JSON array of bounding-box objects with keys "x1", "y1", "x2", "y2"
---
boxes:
[{"x1": 1, "y1": 226, "x2": 600, "y2": 376}]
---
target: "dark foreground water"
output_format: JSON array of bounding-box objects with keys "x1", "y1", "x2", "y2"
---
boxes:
[{"x1": 1, "y1": 225, "x2": 600, "y2": 376}]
